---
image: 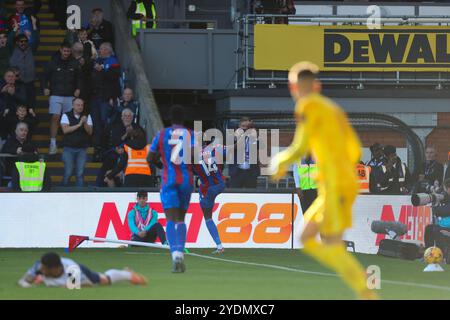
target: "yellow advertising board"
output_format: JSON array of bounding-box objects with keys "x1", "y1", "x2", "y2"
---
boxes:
[{"x1": 254, "y1": 25, "x2": 450, "y2": 71}]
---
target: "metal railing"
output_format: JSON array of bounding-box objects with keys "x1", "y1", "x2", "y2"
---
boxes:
[
  {"x1": 236, "y1": 14, "x2": 450, "y2": 89},
  {"x1": 139, "y1": 18, "x2": 219, "y2": 30}
]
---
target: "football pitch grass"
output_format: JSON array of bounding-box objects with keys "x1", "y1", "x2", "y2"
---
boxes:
[{"x1": 1, "y1": 248, "x2": 450, "y2": 300}]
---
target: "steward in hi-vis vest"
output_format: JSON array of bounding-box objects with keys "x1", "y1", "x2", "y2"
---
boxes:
[
  {"x1": 293, "y1": 155, "x2": 318, "y2": 214},
  {"x1": 127, "y1": 0, "x2": 157, "y2": 37},
  {"x1": 12, "y1": 143, "x2": 51, "y2": 192}
]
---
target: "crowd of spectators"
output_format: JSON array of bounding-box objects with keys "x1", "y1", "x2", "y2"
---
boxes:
[
  {"x1": 1, "y1": 1, "x2": 449, "y2": 194},
  {"x1": 365, "y1": 143, "x2": 450, "y2": 196},
  {"x1": 0, "y1": 2, "x2": 147, "y2": 190}
]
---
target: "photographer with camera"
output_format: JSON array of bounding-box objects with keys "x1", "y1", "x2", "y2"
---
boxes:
[
  {"x1": 423, "y1": 178, "x2": 450, "y2": 263},
  {"x1": 376, "y1": 145, "x2": 411, "y2": 195},
  {"x1": 412, "y1": 146, "x2": 444, "y2": 194}
]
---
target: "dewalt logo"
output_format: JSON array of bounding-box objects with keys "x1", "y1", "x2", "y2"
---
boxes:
[
  {"x1": 254, "y1": 25, "x2": 450, "y2": 71},
  {"x1": 324, "y1": 28, "x2": 450, "y2": 69}
]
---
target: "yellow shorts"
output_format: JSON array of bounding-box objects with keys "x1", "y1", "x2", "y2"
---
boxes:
[{"x1": 303, "y1": 185, "x2": 358, "y2": 237}]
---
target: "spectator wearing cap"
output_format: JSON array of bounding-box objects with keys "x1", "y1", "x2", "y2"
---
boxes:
[
  {"x1": 366, "y1": 142, "x2": 387, "y2": 194},
  {"x1": 11, "y1": 142, "x2": 51, "y2": 192},
  {"x1": 377, "y1": 145, "x2": 411, "y2": 195},
  {"x1": 60, "y1": 97, "x2": 93, "y2": 187},
  {"x1": 127, "y1": 190, "x2": 167, "y2": 245}
]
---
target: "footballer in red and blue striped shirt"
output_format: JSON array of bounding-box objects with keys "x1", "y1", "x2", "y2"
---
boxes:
[{"x1": 148, "y1": 105, "x2": 194, "y2": 273}]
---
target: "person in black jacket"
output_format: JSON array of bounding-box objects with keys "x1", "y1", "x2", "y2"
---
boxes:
[
  {"x1": 86, "y1": 8, "x2": 114, "y2": 50},
  {"x1": 71, "y1": 41, "x2": 94, "y2": 106},
  {"x1": 0, "y1": 68, "x2": 27, "y2": 116},
  {"x1": 60, "y1": 97, "x2": 93, "y2": 187},
  {"x1": 378, "y1": 145, "x2": 411, "y2": 195},
  {"x1": 43, "y1": 42, "x2": 81, "y2": 155},
  {"x1": 90, "y1": 42, "x2": 121, "y2": 162},
  {"x1": 97, "y1": 108, "x2": 144, "y2": 187},
  {"x1": 1, "y1": 121, "x2": 35, "y2": 179},
  {"x1": 424, "y1": 178, "x2": 450, "y2": 264},
  {"x1": 413, "y1": 146, "x2": 444, "y2": 194},
  {"x1": 5, "y1": 104, "x2": 38, "y2": 139}
]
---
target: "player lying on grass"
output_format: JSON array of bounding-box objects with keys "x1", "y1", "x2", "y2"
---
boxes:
[
  {"x1": 18, "y1": 252, "x2": 147, "y2": 288},
  {"x1": 270, "y1": 61, "x2": 378, "y2": 300}
]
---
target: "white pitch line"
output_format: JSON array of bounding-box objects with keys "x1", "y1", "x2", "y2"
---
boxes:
[
  {"x1": 188, "y1": 253, "x2": 450, "y2": 293},
  {"x1": 124, "y1": 252, "x2": 166, "y2": 256},
  {"x1": 121, "y1": 250, "x2": 450, "y2": 293}
]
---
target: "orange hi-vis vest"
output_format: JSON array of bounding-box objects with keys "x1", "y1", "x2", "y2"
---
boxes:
[
  {"x1": 124, "y1": 144, "x2": 152, "y2": 176},
  {"x1": 356, "y1": 164, "x2": 371, "y2": 193}
]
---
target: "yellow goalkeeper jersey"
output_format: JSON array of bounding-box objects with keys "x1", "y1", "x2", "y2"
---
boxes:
[{"x1": 279, "y1": 92, "x2": 361, "y2": 189}]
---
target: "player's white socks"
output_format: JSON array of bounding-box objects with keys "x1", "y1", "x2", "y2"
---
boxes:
[
  {"x1": 104, "y1": 269, "x2": 132, "y2": 284},
  {"x1": 217, "y1": 244, "x2": 223, "y2": 250},
  {"x1": 171, "y1": 251, "x2": 184, "y2": 261}
]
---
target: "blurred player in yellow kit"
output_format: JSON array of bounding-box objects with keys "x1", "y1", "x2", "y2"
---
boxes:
[{"x1": 270, "y1": 61, "x2": 378, "y2": 300}]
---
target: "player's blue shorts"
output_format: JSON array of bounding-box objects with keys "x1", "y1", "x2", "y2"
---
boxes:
[
  {"x1": 200, "y1": 182, "x2": 225, "y2": 209},
  {"x1": 160, "y1": 183, "x2": 194, "y2": 211}
]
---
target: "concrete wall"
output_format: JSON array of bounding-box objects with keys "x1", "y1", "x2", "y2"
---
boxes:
[{"x1": 140, "y1": 29, "x2": 236, "y2": 91}]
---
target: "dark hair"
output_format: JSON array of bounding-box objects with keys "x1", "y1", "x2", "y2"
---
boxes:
[
  {"x1": 384, "y1": 145, "x2": 397, "y2": 157},
  {"x1": 370, "y1": 143, "x2": 382, "y2": 153},
  {"x1": 15, "y1": 34, "x2": 28, "y2": 43},
  {"x1": 60, "y1": 41, "x2": 72, "y2": 49},
  {"x1": 72, "y1": 97, "x2": 84, "y2": 105},
  {"x1": 240, "y1": 116, "x2": 251, "y2": 123},
  {"x1": 92, "y1": 8, "x2": 103, "y2": 13},
  {"x1": 41, "y1": 252, "x2": 62, "y2": 269},
  {"x1": 170, "y1": 105, "x2": 185, "y2": 125},
  {"x1": 137, "y1": 190, "x2": 148, "y2": 198},
  {"x1": 77, "y1": 28, "x2": 87, "y2": 33},
  {"x1": 297, "y1": 69, "x2": 317, "y2": 82},
  {"x1": 16, "y1": 104, "x2": 27, "y2": 110}
]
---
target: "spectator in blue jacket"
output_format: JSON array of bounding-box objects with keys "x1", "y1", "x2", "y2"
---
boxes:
[{"x1": 127, "y1": 190, "x2": 167, "y2": 245}]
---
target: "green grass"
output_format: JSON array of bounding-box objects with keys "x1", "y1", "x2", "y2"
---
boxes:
[{"x1": 1, "y1": 248, "x2": 450, "y2": 300}]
